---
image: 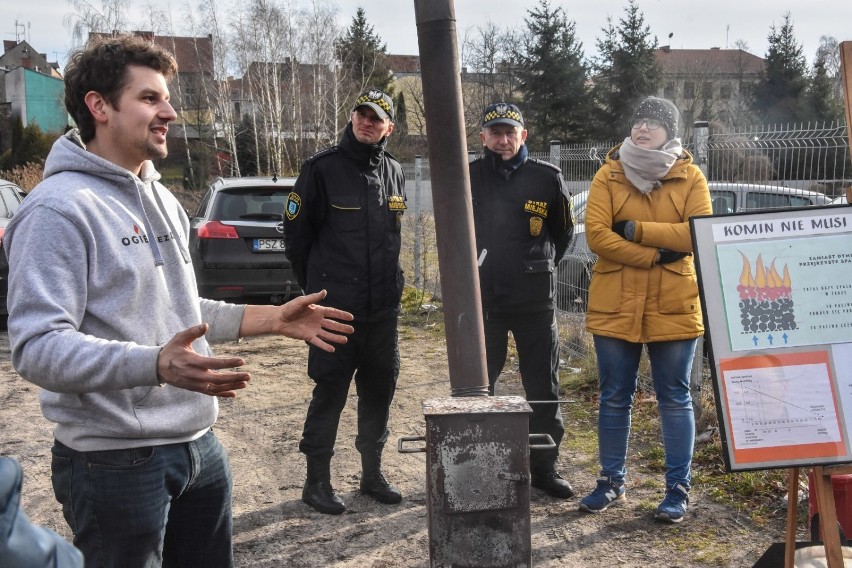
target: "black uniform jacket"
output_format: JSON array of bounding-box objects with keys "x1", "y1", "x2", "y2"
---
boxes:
[
  {"x1": 470, "y1": 147, "x2": 574, "y2": 313},
  {"x1": 284, "y1": 124, "x2": 406, "y2": 321}
]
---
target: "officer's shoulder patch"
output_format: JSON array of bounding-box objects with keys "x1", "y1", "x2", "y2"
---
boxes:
[
  {"x1": 529, "y1": 158, "x2": 562, "y2": 174},
  {"x1": 285, "y1": 192, "x2": 302, "y2": 221},
  {"x1": 305, "y1": 146, "x2": 339, "y2": 164}
]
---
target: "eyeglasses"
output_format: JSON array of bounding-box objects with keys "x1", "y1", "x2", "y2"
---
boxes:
[{"x1": 631, "y1": 118, "x2": 664, "y2": 130}]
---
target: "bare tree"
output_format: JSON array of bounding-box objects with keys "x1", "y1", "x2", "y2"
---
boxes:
[
  {"x1": 64, "y1": 0, "x2": 131, "y2": 47},
  {"x1": 236, "y1": 0, "x2": 291, "y2": 176},
  {"x1": 138, "y1": 1, "x2": 170, "y2": 36},
  {"x1": 286, "y1": 1, "x2": 339, "y2": 159},
  {"x1": 459, "y1": 22, "x2": 521, "y2": 145},
  {"x1": 202, "y1": 0, "x2": 242, "y2": 177}
]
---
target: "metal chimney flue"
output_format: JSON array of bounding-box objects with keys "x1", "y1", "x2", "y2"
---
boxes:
[
  {"x1": 413, "y1": 0, "x2": 488, "y2": 397},
  {"x1": 405, "y1": 2, "x2": 536, "y2": 566}
]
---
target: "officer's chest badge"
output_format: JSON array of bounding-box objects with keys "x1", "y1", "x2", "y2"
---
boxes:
[
  {"x1": 530, "y1": 216, "x2": 543, "y2": 237},
  {"x1": 388, "y1": 195, "x2": 407, "y2": 211}
]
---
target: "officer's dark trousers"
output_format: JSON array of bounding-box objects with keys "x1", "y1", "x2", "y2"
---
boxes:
[
  {"x1": 484, "y1": 309, "x2": 565, "y2": 473},
  {"x1": 300, "y1": 318, "x2": 400, "y2": 459}
]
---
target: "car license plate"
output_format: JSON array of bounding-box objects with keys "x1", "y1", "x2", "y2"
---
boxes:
[{"x1": 253, "y1": 238, "x2": 285, "y2": 252}]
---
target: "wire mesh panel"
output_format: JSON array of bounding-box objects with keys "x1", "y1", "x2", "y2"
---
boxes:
[
  {"x1": 399, "y1": 122, "x2": 849, "y2": 387},
  {"x1": 706, "y1": 122, "x2": 850, "y2": 197}
]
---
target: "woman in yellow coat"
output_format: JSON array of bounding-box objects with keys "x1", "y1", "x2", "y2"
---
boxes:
[{"x1": 578, "y1": 97, "x2": 712, "y2": 523}]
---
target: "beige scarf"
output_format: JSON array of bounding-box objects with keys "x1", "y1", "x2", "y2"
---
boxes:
[{"x1": 618, "y1": 137, "x2": 683, "y2": 194}]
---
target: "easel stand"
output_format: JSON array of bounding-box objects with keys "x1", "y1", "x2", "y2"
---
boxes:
[
  {"x1": 784, "y1": 465, "x2": 852, "y2": 568},
  {"x1": 784, "y1": 37, "x2": 852, "y2": 568}
]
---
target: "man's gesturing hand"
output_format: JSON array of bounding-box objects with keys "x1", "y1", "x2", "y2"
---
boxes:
[
  {"x1": 157, "y1": 323, "x2": 250, "y2": 398},
  {"x1": 277, "y1": 290, "x2": 355, "y2": 351},
  {"x1": 239, "y1": 290, "x2": 355, "y2": 352}
]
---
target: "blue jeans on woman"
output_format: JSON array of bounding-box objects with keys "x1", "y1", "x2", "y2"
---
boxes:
[
  {"x1": 593, "y1": 335, "x2": 698, "y2": 489},
  {"x1": 50, "y1": 429, "x2": 233, "y2": 568}
]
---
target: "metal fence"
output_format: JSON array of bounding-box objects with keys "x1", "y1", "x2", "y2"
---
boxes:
[
  {"x1": 401, "y1": 121, "x2": 850, "y2": 368},
  {"x1": 544, "y1": 122, "x2": 850, "y2": 343},
  {"x1": 701, "y1": 121, "x2": 850, "y2": 196}
]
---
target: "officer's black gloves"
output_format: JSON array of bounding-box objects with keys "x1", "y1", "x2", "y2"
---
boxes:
[
  {"x1": 612, "y1": 220, "x2": 636, "y2": 241},
  {"x1": 657, "y1": 249, "x2": 690, "y2": 264}
]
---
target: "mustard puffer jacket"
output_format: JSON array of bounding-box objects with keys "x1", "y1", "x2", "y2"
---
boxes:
[{"x1": 585, "y1": 145, "x2": 712, "y2": 343}]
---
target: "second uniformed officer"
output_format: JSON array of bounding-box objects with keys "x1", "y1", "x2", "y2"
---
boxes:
[
  {"x1": 284, "y1": 88, "x2": 406, "y2": 515},
  {"x1": 470, "y1": 102, "x2": 575, "y2": 498}
]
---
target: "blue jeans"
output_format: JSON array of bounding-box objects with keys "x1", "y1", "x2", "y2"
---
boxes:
[
  {"x1": 593, "y1": 335, "x2": 697, "y2": 489},
  {"x1": 51, "y1": 430, "x2": 233, "y2": 568}
]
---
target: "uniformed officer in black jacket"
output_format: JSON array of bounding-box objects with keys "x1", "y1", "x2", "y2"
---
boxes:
[
  {"x1": 470, "y1": 102, "x2": 576, "y2": 499},
  {"x1": 284, "y1": 89, "x2": 406, "y2": 515}
]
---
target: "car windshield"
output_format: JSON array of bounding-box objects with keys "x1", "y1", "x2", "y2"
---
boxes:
[{"x1": 216, "y1": 189, "x2": 287, "y2": 221}]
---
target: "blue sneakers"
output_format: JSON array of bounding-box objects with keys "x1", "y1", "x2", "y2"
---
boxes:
[
  {"x1": 579, "y1": 477, "x2": 626, "y2": 513},
  {"x1": 654, "y1": 482, "x2": 689, "y2": 523}
]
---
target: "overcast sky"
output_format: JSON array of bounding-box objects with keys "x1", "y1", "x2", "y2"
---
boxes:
[{"x1": 4, "y1": 0, "x2": 850, "y2": 70}]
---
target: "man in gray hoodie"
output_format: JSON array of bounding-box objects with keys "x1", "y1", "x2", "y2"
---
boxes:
[{"x1": 4, "y1": 35, "x2": 353, "y2": 568}]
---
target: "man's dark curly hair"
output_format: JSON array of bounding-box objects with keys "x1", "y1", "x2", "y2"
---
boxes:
[{"x1": 64, "y1": 35, "x2": 178, "y2": 143}]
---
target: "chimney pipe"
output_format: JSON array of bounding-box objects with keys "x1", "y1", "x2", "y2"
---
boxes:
[{"x1": 413, "y1": 0, "x2": 488, "y2": 397}]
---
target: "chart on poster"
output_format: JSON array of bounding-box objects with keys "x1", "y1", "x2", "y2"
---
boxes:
[{"x1": 692, "y1": 206, "x2": 852, "y2": 471}]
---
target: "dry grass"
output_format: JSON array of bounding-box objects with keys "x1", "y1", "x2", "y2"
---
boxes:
[{"x1": 0, "y1": 162, "x2": 45, "y2": 191}]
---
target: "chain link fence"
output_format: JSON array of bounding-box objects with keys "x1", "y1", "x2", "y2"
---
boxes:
[{"x1": 399, "y1": 123, "x2": 850, "y2": 406}]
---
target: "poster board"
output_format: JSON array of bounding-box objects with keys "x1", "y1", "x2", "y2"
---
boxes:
[{"x1": 691, "y1": 205, "x2": 852, "y2": 471}]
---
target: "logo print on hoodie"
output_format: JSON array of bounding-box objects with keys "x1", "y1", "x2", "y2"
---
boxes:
[{"x1": 121, "y1": 224, "x2": 175, "y2": 246}]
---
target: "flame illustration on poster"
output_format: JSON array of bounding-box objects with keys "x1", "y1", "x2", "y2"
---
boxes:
[{"x1": 736, "y1": 252, "x2": 796, "y2": 334}]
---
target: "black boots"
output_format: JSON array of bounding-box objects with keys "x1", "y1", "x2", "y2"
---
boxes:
[
  {"x1": 302, "y1": 456, "x2": 345, "y2": 515},
  {"x1": 531, "y1": 469, "x2": 575, "y2": 499},
  {"x1": 359, "y1": 450, "x2": 402, "y2": 504},
  {"x1": 302, "y1": 451, "x2": 402, "y2": 513}
]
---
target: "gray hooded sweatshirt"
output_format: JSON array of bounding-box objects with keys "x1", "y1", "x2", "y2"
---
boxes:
[{"x1": 5, "y1": 131, "x2": 245, "y2": 452}]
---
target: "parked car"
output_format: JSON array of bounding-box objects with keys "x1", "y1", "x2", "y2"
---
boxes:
[
  {"x1": 0, "y1": 178, "x2": 27, "y2": 317},
  {"x1": 558, "y1": 190, "x2": 595, "y2": 311},
  {"x1": 189, "y1": 176, "x2": 301, "y2": 304},
  {"x1": 557, "y1": 182, "x2": 834, "y2": 312},
  {"x1": 708, "y1": 182, "x2": 831, "y2": 214}
]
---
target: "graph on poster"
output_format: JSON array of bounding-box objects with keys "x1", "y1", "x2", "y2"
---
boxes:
[{"x1": 724, "y1": 363, "x2": 840, "y2": 450}]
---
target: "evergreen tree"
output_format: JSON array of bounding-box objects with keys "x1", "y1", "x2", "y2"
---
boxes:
[
  {"x1": 335, "y1": 8, "x2": 393, "y2": 96},
  {"x1": 807, "y1": 36, "x2": 844, "y2": 124},
  {"x1": 387, "y1": 91, "x2": 416, "y2": 161},
  {"x1": 234, "y1": 114, "x2": 261, "y2": 177},
  {"x1": 394, "y1": 92, "x2": 408, "y2": 139},
  {"x1": 514, "y1": 0, "x2": 590, "y2": 148},
  {"x1": 590, "y1": 0, "x2": 661, "y2": 142},
  {"x1": 750, "y1": 12, "x2": 809, "y2": 124},
  {"x1": 807, "y1": 56, "x2": 843, "y2": 123},
  {"x1": 0, "y1": 118, "x2": 54, "y2": 171}
]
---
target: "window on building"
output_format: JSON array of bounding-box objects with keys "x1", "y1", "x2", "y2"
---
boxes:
[
  {"x1": 720, "y1": 83, "x2": 732, "y2": 99},
  {"x1": 664, "y1": 82, "x2": 675, "y2": 99},
  {"x1": 684, "y1": 82, "x2": 695, "y2": 99},
  {"x1": 702, "y1": 82, "x2": 713, "y2": 98}
]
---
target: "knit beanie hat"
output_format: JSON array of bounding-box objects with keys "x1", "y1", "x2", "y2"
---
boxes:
[{"x1": 630, "y1": 96, "x2": 680, "y2": 140}]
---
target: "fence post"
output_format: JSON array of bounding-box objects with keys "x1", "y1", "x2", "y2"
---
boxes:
[
  {"x1": 691, "y1": 121, "x2": 710, "y2": 427},
  {"x1": 693, "y1": 121, "x2": 710, "y2": 177},
  {"x1": 549, "y1": 140, "x2": 561, "y2": 169},
  {"x1": 414, "y1": 155, "x2": 423, "y2": 289}
]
